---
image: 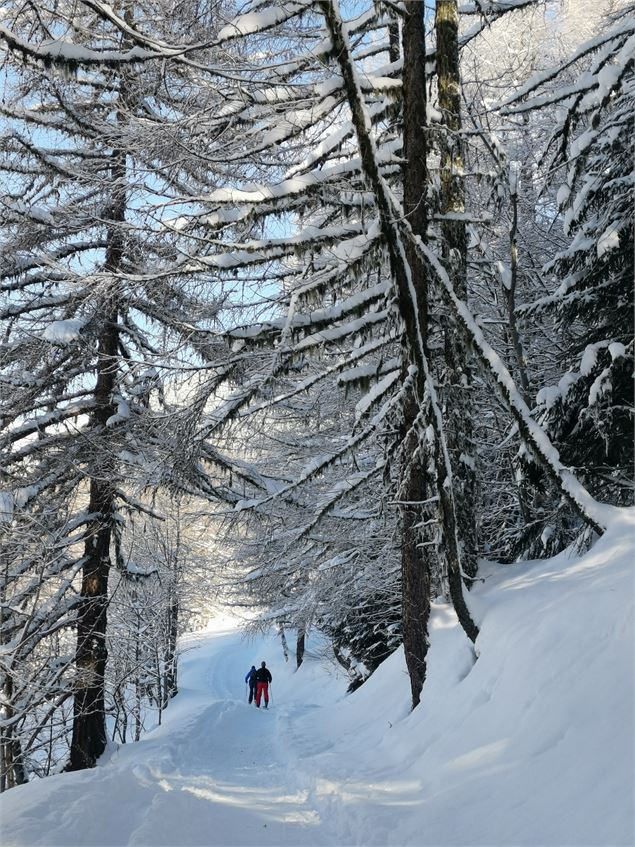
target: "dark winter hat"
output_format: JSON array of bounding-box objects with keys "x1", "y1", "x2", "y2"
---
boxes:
[{"x1": 261, "y1": 661, "x2": 266, "y2": 667}]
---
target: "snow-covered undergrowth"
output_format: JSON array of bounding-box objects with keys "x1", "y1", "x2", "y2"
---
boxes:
[{"x1": 1, "y1": 510, "x2": 633, "y2": 846}]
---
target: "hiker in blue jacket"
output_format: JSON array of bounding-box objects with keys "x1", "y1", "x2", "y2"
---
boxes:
[{"x1": 245, "y1": 665, "x2": 257, "y2": 704}]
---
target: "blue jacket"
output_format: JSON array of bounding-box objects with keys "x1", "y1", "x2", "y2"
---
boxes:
[{"x1": 245, "y1": 667, "x2": 257, "y2": 685}]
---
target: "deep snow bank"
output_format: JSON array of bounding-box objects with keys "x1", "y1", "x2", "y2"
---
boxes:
[
  {"x1": 0, "y1": 509, "x2": 633, "y2": 847},
  {"x1": 290, "y1": 506, "x2": 635, "y2": 846}
]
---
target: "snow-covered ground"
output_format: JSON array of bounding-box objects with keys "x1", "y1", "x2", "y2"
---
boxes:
[{"x1": 1, "y1": 509, "x2": 633, "y2": 847}]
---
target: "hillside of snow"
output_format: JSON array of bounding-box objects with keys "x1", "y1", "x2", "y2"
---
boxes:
[{"x1": 1, "y1": 508, "x2": 633, "y2": 847}]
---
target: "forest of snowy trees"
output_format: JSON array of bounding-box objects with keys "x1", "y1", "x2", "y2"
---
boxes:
[{"x1": 0, "y1": 0, "x2": 632, "y2": 788}]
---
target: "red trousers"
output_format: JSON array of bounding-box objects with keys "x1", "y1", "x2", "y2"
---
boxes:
[{"x1": 255, "y1": 682, "x2": 269, "y2": 706}]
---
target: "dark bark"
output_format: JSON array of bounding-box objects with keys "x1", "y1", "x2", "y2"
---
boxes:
[
  {"x1": 67, "y1": 323, "x2": 117, "y2": 769},
  {"x1": 0, "y1": 675, "x2": 27, "y2": 790},
  {"x1": 163, "y1": 596, "x2": 179, "y2": 706},
  {"x1": 436, "y1": 0, "x2": 478, "y2": 584},
  {"x1": 163, "y1": 513, "x2": 181, "y2": 707},
  {"x1": 401, "y1": 0, "x2": 429, "y2": 359},
  {"x1": 388, "y1": 13, "x2": 400, "y2": 65},
  {"x1": 0, "y1": 565, "x2": 27, "y2": 790},
  {"x1": 68, "y1": 147, "x2": 125, "y2": 771},
  {"x1": 67, "y1": 470, "x2": 114, "y2": 769},
  {"x1": 278, "y1": 624, "x2": 289, "y2": 662},
  {"x1": 400, "y1": 1, "x2": 434, "y2": 709},
  {"x1": 505, "y1": 185, "x2": 531, "y2": 403},
  {"x1": 399, "y1": 388, "x2": 431, "y2": 708},
  {"x1": 296, "y1": 627, "x2": 305, "y2": 669},
  {"x1": 320, "y1": 0, "x2": 433, "y2": 708}
]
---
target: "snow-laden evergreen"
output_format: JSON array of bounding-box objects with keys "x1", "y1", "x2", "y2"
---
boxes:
[{"x1": 519, "y1": 5, "x2": 634, "y2": 523}]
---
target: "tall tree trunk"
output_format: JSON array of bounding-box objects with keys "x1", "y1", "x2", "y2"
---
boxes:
[
  {"x1": 278, "y1": 624, "x2": 289, "y2": 662},
  {"x1": 436, "y1": 0, "x2": 478, "y2": 585},
  {"x1": 0, "y1": 673, "x2": 27, "y2": 790},
  {"x1": 399, "y1": 387, "x2": 431, "y2": 708},
  {"x1": 163, "y1": 508, "x2": 180, "y2": 708},
  {"x1": 163, "y1": 594, "x2": 179, "y2": 706},
  {"x1": 134, "y1": 606, "x2": 142, "y2": 743},
  {"x1": 320, "y1": 0, "x2": 479, "y2": 707},
  {"x1": 505, "y1": 177, "x2": 531, "y2": 404},
  {"x1": 399, "y1": 0, "x2": 433, "y2": 709},
  {"x1": 67, "y1": 313, "x2": 118, "y2": 771},
  {"x1": 68, "y1": 146, "x2": 125, "y2": 771},
  {"x1": 320, "y1": 0, "x2": 432, "y2": 708},
  {"x1": 296, "y1": 627, "x2": 306, "y2": 669},
  {"x1": 0, "y1": 559, "x2": 26, "y2": 790}
]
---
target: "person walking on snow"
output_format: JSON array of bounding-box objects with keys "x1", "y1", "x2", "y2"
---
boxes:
[
  {"x1": 245, "y1": 665, "x2": 257, "y2": 704},
  {"x1": 254, "y1": 661, "x2": 272, "y2": 708}
]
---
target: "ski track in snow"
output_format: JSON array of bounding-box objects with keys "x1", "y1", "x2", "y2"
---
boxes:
[{"x1": 0, "y1": 628, "x2": 347, "y2": 847}]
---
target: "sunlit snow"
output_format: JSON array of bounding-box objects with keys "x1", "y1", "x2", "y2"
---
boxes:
[{"x1": 1, "y1": 509, "x2": 632, "y2": 847}]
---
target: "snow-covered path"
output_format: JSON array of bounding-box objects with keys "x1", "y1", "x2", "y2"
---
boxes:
[
  {"x1": 1, "y1": 508, "x2": 634, "y2": 847},
  {"x1": 0, "y1": 624, "x2": 347, "y2": 847},
  {"x1": 125, "y1": 631, "x2": 338, "y2": 847}
]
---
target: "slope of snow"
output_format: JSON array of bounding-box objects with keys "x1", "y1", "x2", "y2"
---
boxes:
[{"x1": 1, "y1": 510, "x2": 633, "y2": 847}]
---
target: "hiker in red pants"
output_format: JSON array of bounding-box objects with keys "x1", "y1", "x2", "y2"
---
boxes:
[{"x1": 254, "y1": 661, "x2": 272, "y2": 708}]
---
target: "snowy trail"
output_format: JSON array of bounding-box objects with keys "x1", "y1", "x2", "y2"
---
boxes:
[
  {"x1": 1, "y1": 510, "x2": 633, "y2": 847},
  {"x1": 0, "y1": 625, "x2": 346, "y2": 847}
]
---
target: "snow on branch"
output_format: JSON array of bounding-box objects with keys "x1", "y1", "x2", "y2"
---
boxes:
[
  {"x1": 294, "y1": 458, "x2": 388, "y2": 544},
  {"x1": 400, "y1": 216, "x2": 612, "y2": 534},
  {"x1": 215, "y1": 1, "x2": 314, "y2": 42},
  {"x1": 203, "y1": 141, "x2": 400, "y2": 206},
  {"x1": 319, "y1": 0, "x2": 609, "y2": 538},
  {"x1": 241, "y1": 336, "x2": 397, "y2": 417},
  {"x1": 459, "y1": 0, "x2": 543, "y2": 12},
  {"x1": 497, "y1": 16, "x2": 635, "y2": 114},
  {"x1": 1, "y1": 1, "x2": 316, "y2": 72},
  {"x1": 0, "y1": 25, "x2": 161, "y2": 68},
  {"x1": 233, "y1": 375, "x2": 412, "y2": 514},
  {"x1": 228, "y1": 279, "x2": 389, "y2": 342}
]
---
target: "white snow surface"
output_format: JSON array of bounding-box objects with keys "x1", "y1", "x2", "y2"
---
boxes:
[
  {"x1": 1, "y1": 510, "x2": 634, "y2": 846},
  {"x1": 597, "y1": 227, "x2": 620, "y2": 258},
  {"x1": 43, "y1": 319, "x2": 85, "y2": 344}
]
